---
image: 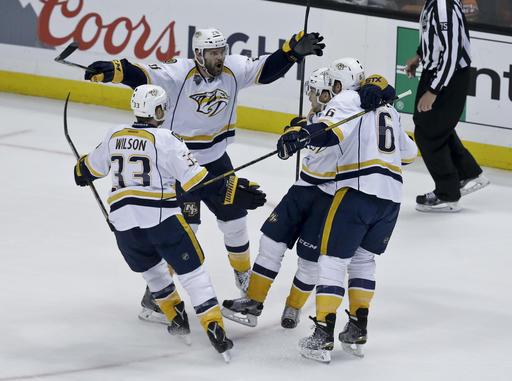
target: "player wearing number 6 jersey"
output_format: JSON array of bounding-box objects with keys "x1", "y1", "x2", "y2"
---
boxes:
[
  {"x1": 84, "y1": 28, "x2": 325, "y2": 318},
  {"x1": 73, "y1": 85, "x2": 266, "y2": 360},
  {"x1": 276, "y1": 72, "x2": 418, "y2": 362}
]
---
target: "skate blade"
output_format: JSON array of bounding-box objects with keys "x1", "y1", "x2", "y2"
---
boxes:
[
  {"x1": 415, "y1": 203, "x2": 461, "y2": 213},
  {"x1": 299, "y1": 347, "x2": 331, "y2": 363},
  {"x1": 460, "y1": 179, "x2": 490, "y2": 196},
  {"x1": 221, "y1": 349, "x2": 232, "y2": 363},
  {"x1": 138, "y1": 308, "x2": 171, "y2": 326},
  {"x1": 221, "y1": 307, "x2": 258, "y2": 327},
  {"x1": 341, "y1": 342, "x2": 364, "y2": 358}
]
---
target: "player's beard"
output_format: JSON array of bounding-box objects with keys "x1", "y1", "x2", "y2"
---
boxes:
[{"x1": 205, "y1": 59, "x2": 223, "y2": 77}]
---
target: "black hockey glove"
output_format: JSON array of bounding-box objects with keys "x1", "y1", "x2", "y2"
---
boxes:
[
  {"x1": 221, "y1": 176, "x2": 266, "y2": 210},
  {"x1": 84, "y1": 59, "x2": 127, "y2": 83},
  {"x1": 359, "y1": 74, "x2": 396, "y2": 110},
  {"x1": 74, "y1": 155, "x2": 91, "y2": 186},
  {"x1": 282, "y1": 31, "x2": 325, "y2": 62},
  {"x1": 277, "y1": 127, "x2": 311, "y2": 160}
]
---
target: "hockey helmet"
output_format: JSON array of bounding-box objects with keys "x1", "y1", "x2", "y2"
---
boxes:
[
  {"x1": 327, "y1": 57, "x2": 365, "y2": 91},
  {"x1": 192, "y1": 28, "x2": 228, "y2": 57},
  {"x1": 305, "y1": 67, "x2": 332, "y2": 104},
  {"x1": 131, "y1": 84, "x2": 169, "y2": 122}
]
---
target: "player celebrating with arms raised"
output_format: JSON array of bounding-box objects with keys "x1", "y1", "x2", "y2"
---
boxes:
[{"x1": 84, "y1": 28, "x2": 325, "y2": 322}]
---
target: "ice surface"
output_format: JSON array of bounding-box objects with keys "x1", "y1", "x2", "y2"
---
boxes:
[{"x1": 1, "y1": 92, "x2": 511, "y2": 381}]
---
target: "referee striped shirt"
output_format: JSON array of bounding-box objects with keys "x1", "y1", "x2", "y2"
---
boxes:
[{"x1": 417, "y1": 0, "x2": 471, "y2": 93}]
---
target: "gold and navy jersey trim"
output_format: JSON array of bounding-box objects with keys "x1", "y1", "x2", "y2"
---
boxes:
[
  {"x1": 109, "y1": 197, "x2": 178, "y2": 213},
  {"x1": 108, "y1": 189, "x2": 176, "y2": 204},
  {"x1": 174, "y1": 124, "x2": 235, "y2": 142},
  {"x1": 181, "y1": 168, "x2": 208, "y2": 192},
  {"x1": 84, "y1": 155, "x2": 106, "y2": 178},
  {"x1": 223, "y1": 66, "x2": 235, "y2": 77},
  {"x1": 335, "y1": 159, "x2": 403, "y2": 183},
  {"x1": 111, "y1": 129, "x2": 156, "y2": 145},
  {"x1": 177, "y1": 127, "x2": 236, "y2": 150},
  {"x1": 186, "y1": 67, "x2": 200, "y2": 80},
  {"x1": 300, "y1": 164, "x2": 336, "y2": 185}
]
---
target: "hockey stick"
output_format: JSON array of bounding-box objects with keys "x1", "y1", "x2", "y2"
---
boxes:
[
  {"x1": 64, "y1": 92, "x2": 114, "y2": 231},
  {"x1": 295, "y1": 0, "x2": 311, "y2": 181},
  {"x1": 185, "y1": 89, "x2": 412, "y2": 194},
  {"x1": 54, "y1": 42, "x2": 98, "y2": 73}
]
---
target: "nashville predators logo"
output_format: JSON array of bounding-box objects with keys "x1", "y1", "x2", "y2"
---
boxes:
[
  {"x1": 189, "y1": 89, "x2": 230, "y2": 117},
  {"x1": 268, "y1": 212, "x2": 278, "y2": 223},
  {"x1": 183, "y1": 202, "x2": 199, "y2": 217}
]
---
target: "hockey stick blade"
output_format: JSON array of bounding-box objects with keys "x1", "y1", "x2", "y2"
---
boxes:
[
  {"x1": 55, "y1": 42, "x2": 98, "y2": 73},
  {"x1": 54, "y1": 41, "x2": 80, "y2": 61}
]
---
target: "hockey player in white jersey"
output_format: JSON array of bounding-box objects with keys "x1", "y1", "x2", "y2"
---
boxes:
[
  {"x1": 221, "y1": 67, "x2": 338, "y2": 328},
  {"x1": 73, "y1": 84, "x2": 266, "y2": 360},
  {"x1": 276, "y1": 68, "x2": 418, "y2": 363},
  {"x1": 83, "y1": 28, "x2": 325, "y2": 322},
  {"x1": 222, "y1": 59, "x2": 401, "y2": 331}
]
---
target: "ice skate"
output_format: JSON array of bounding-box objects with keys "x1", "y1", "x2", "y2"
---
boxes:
[
  {"x1": 281, "y1": 306, "x2": 300, "y2": 329},
  {"x1": 207, "y1": 321, "x2": 234, "y2": 363},
  {"x1": 298, "y1": 314, "x2": 335, "y2": 363},
  {"x1": 339, "y1": 308, "x2": 368, "y2": 358},
  {"x1": 221, "y1": 297, "x2": 263, "y2": 327},
  {"x1": 138, "y1": 286, "x2": 170, "y2": 326},
  {"x1": 415, "y1": 192, "x2": 461, "y2": 213},
  {"x1": 234, "y1": 269, "x2": 251, "y2": 296},
  {"x1": 460, "y1": 174, "x2": 490, "y2": 196},
  {"x1": 166, "y1": 301, "x2": 192, "y2": 345}
]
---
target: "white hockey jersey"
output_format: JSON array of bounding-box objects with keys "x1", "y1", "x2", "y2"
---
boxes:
[
  {"x1": 295, "y1": 110, "x2": 341, "y2": 188},
  {"x1": 316, "y1": 90, "x2": 418, "y2": 202},
  {"x1": 136, "y1": 55, "x2": 269, "y2": 165},
  {"x1": 83, "y1": 124, "x2": 208, "y2": 231}
]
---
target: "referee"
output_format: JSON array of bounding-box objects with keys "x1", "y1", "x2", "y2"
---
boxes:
[{"x1": 406, "y1": 0, "x2": 489, "y2": 213}]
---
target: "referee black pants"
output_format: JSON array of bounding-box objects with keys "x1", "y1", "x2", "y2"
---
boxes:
[{"x1": 413, "y1": 67, "x2": 482, "y2": 201}]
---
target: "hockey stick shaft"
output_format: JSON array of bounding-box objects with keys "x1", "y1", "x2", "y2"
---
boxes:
[
  {"x1": 295, "y1": 0, "x2": 311, "y2": 181},
  {"x1": 188, "y1": 90, "x2": 412, "y2": 193},
  {"x1": 64, "y1": 93, "x2": 113, "y2": 231},
  {"x1": 54, "y1": 42, "x2": 98, "y2": 73}
]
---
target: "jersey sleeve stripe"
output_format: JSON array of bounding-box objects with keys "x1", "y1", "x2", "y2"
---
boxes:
[
  {"x1": 181, "y1": 167, "x2": 208, "y2": 192},
  {"x1": 84, "y1": 155, "x2": 107, "y2": 178}
]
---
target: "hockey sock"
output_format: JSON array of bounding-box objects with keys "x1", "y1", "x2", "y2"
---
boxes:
[
  {"x1": 194, "y1": 298, "x2": 224, "y2": 331},
  {"x1": 286, "y1": 257, "x2": 317, "y2": 309},
  {"x1": 285, "y1": 279, "x2": 314, "y2": 310},
  {"x1": 316, "y1": 255, "x2": 350, "y2": 322},
  {"x1": 153, "y1": 283, "x2": 182, "y2": 322},
  {"x1": 246, "y1": 270, "x2": 274, "y2": 303},
  {"x1": 227, "y1": 245, "x2": 251, "y2": 272},
  {"x1": 347, "y1": 247, "x2": 376, "y2": 316}
]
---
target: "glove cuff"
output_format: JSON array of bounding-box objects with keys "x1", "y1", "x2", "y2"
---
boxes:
[
  {"x1": 223, "y1": 175, "x2": 239, "y2": 205},
  {"x1": 281, "y1": 31, "x2": 305, "y2": 62},
  {"x1": 111, "y1": 60, "x2": 124, "y2": 83}
]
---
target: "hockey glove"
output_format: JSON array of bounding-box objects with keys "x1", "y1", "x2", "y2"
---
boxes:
[
  {"x1": 359, "y1": 74, "x2": 396, "y2": 111},
  {"x1": 277, "y1": 127, "x2": 311, "y2": 160},
  {"x1": 283, "y1": 116, "x2": 307, "y2": 132},
  {"x1": 221, "y1": 176, "x2": 266, "y2": 210},
  {"x1": 84, "y1": 59, "x2": 127, "y2": 83},
  {"x1": 74, "y1": 155, "x2": 91, "y2": 186},
  {"x1": 282, "y1": 31, "x2": 325, "y2": 62}
]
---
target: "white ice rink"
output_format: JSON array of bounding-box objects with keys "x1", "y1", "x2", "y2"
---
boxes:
[{"x1": 1, "y1": 92, "x2": 511, "y2": 381}]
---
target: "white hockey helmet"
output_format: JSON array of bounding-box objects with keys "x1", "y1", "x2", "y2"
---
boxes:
[
  {"x1": 131, "y1": 84, "x2": 169, "y2": 122},
  {"x1": 305, "y1": 67, "x2": 332, "y2": 104},
  {"x1": 192, "y1": 28, "x2": 228, "y2": 57},
  {"x1": 327, "y1": 57, "x2": 365, "y2": 91}
]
